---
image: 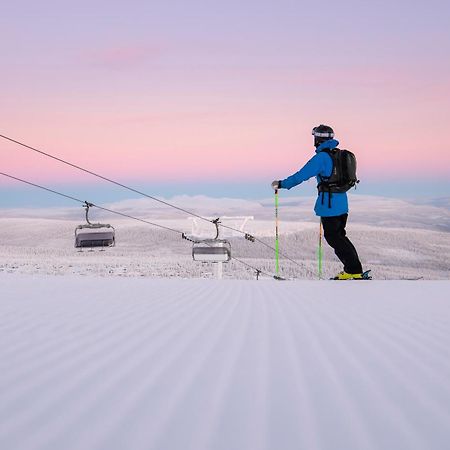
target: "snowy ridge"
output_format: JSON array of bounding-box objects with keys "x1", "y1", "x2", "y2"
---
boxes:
[
  {"x1": 0, "y1": 217, "x2": 449, "y2": 280},
  {"x1": 2, "y1": 194, "x2": 449, "y2": 231},
  {"x1": 1, "y1": 274, "x2": 450, "y2": 450},
  {"x1": 0, "y1": 195, "x2": 449, "y2": 279}
]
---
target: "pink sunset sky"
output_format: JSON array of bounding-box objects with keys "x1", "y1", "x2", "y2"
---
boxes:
[{"x1": 1, "y1": 0, "x2": 449, "y2": 204}]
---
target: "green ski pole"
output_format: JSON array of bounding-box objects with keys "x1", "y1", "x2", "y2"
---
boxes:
[
  {"x1": 318, "y1": 219, "x2": 323, "y2": 279},
  {"x1": 275, "y1": 189, "x2": 280, "y2": 276}
]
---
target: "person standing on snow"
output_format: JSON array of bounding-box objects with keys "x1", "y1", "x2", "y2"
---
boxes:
[{"x1": 271, "y1": 124, "x2": 364, "y2": 280}]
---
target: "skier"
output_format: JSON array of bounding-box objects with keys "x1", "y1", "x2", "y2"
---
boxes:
[{"x1": 272, "y1": 124, "x2": 365, "y2": 280}]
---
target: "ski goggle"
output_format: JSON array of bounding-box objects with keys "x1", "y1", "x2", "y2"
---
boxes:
[{"x1": 312, "y1": 127, "x2": 334, "y2": 138}]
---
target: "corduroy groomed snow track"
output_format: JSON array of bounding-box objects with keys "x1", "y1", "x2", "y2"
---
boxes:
[{"x1": 1, "y1": 274, "x2": 449, "y2": 450}]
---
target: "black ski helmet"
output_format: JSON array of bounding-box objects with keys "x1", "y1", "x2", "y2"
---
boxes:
[{"x1": 312, "y1": 124, "x2": 334, "y2": 147}]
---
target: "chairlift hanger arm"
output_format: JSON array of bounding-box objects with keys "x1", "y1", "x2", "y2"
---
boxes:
[
  {"x1": 84, "y1": 201, "x2": 93, "y2": 225},
  {"x1": 212, "y1": 218, "x2": 220, "y2": 240},
  {"x1": 82, "y1": 201, "x2": 112, "y2": 228}
]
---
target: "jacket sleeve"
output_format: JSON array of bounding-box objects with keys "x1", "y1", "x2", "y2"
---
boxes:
[{"x1": 280, "y1": 153, "x2": 324, "y2": 190}]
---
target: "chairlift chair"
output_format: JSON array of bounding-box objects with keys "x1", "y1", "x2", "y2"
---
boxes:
[
  {"x1": 192, "y1": 239, "x2": 231, "y2": 262},
  {"x1": 190, "y1": 218, "x2": 231, "y2": 263},
  {"x1": 74, "y1": 202, "x2": 115, "y2": 249}
]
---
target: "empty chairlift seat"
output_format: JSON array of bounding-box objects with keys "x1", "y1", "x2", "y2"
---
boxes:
[
  {"x1": 74, "y1": 202, "x2": 115, "y2": 249},
  {"x1": 192, "y1": 239, "x2": 231, "y2": 262},
  {"x1": 75, "y1": 224, "x2": 115, "y2": 248}
]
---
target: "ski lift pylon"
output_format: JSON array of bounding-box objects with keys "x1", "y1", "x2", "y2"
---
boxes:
[
  {"x1": 190, "y1": 218, "x2": 231, "y2": 263},
  {"x1": 74, "y1": 202, "x2": 115, "y2": 249}
]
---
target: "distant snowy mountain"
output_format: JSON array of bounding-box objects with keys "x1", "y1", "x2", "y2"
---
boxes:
[
  {"x1": 2, "y1": 194, "x2": 450, "y2": 231},
  {"x1": 414, "y1": 196, "x2": 450, "y2": 210}
]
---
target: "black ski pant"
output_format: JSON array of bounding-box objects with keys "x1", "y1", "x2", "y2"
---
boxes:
[{"x1": 321, "y1": 213, "x2": 363, "y2": 274}]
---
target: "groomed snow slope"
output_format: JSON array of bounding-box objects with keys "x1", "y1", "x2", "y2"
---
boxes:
[{"x1": 1, "y1": 274, "x2": 450, "y2": 450}]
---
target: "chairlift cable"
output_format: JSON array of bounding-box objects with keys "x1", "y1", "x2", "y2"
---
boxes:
[
  {"x1": 0, "y1": 172, "x2": 184, "y2": 235},
  {"x1": 0, "y1": 172, "x2": 89, "y2": 205},
  {"x1": 0, "y1": 171, "x2": 282, "y2": 280},
  {"x1": 224, "y1": 224, "x2": 314, "y2": 274},
  {"x1": 0, "y1": 133, "x2": 313, "y2": 275},
  {"x1": 229, "y1": 256, "x2": 275, "y2": 279},
  {"x1": 0, "y1": 133, "x2": 210, "y2": 222}
]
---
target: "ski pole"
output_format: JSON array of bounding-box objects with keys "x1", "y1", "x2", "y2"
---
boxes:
[
  {"x1": 275, "y1": 189, "x2": 280, "y2": 276},
  {"x1": 318, "y1": 219, "x2": 323, "y2": 279}
]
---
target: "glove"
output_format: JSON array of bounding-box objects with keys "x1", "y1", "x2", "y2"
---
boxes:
[{"x1": 271, "y1": 180, "x2": 281, "y2": 190}]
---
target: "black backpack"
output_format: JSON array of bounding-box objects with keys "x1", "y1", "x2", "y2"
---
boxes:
[{"x1": 317, "y1": 148, "x2": 359, "y2": 207}]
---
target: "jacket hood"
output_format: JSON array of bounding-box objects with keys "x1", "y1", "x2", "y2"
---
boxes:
[{"x1": 315, "y1": 139, "x2": 339, "y2": 153}]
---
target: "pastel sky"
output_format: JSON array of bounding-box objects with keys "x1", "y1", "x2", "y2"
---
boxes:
[{"x1": 1, "y1": 0, "x2": 449, "y2": 206}]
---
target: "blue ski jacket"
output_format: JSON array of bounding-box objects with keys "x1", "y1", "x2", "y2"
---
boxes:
[{"x1": 280, "y1": 139, "x2": 348, "y2": 217}]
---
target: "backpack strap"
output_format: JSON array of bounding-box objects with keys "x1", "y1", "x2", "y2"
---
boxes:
[
  {"x1": 318, "y1": 148, "x2": 337, "y2": 181},
  {"x1": 320, "y1": 188, "x2": 332, "y2": 208},
  {"x1": 317, "y1": 148, "x2": 338, "y2": 208}
]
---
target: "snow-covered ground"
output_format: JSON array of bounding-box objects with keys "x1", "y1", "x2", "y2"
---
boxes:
[
  {"x1": 1, "y1": 274, "x2": 450, "y2": 450},
  {"x1": 0, "y1": 195, "x2": 449, "y2": 280}
]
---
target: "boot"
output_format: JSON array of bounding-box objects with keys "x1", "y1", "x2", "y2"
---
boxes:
[{"x1": 332, "y1": 271, "x2": 363, "y2": 280}]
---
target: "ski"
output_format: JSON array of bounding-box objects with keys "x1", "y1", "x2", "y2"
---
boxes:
[{"x1": 400, "y1": 276, "x2": 424, "y2": 281}]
